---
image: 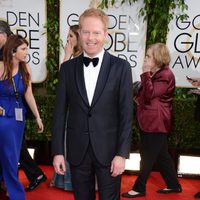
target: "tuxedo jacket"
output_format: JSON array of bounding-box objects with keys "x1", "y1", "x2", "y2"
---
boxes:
[
  {"x1": 136, "y1": 66, "x2": 175, "y2": 133},
  {"x1": 52, "y1": 51, "x2": 133, "y2": 166}
]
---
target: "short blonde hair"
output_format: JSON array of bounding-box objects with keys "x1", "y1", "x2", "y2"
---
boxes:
[
  {"x1": 79, "y1": 8, "x2": 109, "y2": 32},
  {"x1": 147, "y1": 43, "x2": 171, "y2": 68}
]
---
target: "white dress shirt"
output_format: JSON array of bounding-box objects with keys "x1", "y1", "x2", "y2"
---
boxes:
[{"x1": 83, "y1": 49, "x2": 104, "y2": 105}]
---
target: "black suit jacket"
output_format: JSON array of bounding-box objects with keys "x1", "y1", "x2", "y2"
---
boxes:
[{"x1": 52, "y1": 51, "x2": 133, "y2": 166}]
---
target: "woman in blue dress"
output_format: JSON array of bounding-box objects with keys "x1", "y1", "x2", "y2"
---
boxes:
[{"x1": 0, "y1": 34, "x2": 44, "y2": 200}]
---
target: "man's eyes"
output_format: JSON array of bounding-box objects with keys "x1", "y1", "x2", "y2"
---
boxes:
[{"x1": 82, "y1": 31, "x2": 101, "y2": 35}]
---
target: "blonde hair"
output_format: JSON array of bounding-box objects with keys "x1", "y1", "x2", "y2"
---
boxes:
[
  {"x1": 79, "y1": 8, "x2": 109, "y2": 32},
  {"x1": 147, "y1": 43, "x2": 171, "y2": 68},
  {"x1": 69, "y1": 25, "x2": 82, "y2": 57}
]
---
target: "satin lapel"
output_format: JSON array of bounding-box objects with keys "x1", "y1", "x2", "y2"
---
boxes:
[
  {"x1": 75, "y1": 54, "x2": 89, "y2": 106},
  {"x1": 91, "y1": 51, "x2": 111, "y2": 107}
]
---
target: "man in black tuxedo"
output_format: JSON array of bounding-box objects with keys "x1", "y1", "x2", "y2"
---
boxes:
[{"x1": 52, "y1": 8, "x2": 133, "y2": 200}]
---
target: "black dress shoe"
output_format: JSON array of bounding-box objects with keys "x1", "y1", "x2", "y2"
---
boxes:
[
  {"x1": 26, "y1": 174, "x2": 47, "y2": 192},
  {"x1": 157, "y1": 187, "x2": 182, "y2": 194},
  {"x1": 122, "y1": 191, "x2": 145, "y2": 198},
  {"x1": 194, "y1": 192, "x2": 200, "y2": 198}
]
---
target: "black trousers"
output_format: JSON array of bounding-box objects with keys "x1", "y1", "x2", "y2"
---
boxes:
[
  {"x1": 19, "y1": 136, "x2": 44, "y2": 183},
  {"x1": 132, "y1": 131, "x2": 180, "y2": 194},
  {"x1": 70, "y1": 144, "x2": 121, "y2": 200}
]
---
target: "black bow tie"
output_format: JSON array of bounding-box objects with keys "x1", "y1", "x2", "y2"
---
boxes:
[{"x1": 83, "y1": 57, "x2": 99, "y2": 67}]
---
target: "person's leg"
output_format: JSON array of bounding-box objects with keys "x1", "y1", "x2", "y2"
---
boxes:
[
  {"x1": 82, "y1": 144, "x2": 120, "y2": 200},
  {"x1": 157, "y1": 134, "x2": 181, "y2": 189},
  {"x1": 96, "y1": 163, "x2": 121, "y2": 200},
  {"x1": 132, "y1": 132, "x2": 163, "y2": 194},
  {"x1": 19, "y1": 136, "x2": 44, "y2": 182},
  {"x1": 0, "y1": 119, "x2": 25, "y2": 200},
  {"x1": 20, "y1": 136, "x2": 47, "y2": 191},
  {"x1": 70, "y1": 145, "x2": 96, "y2": 200},
  {"x1": 0, "y1": 175, "x2": 6, "y2": 195}
]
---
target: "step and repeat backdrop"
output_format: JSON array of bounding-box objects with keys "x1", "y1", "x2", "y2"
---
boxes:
[
  {"x1": 0, "y1": 0, "x2": 47, "y2": 83},
  {"x1": 167, "y1": 0, "x2": 200, "y2": 87},
  {"x1": 60, "y1": 0, "x2": 147, "y2": 82},
  {"x1": 0, "y1": 0, "x2": 199, "y2": 87}
]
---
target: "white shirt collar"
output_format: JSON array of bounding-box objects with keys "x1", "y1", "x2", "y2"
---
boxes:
[{"x1": 83, "y1": 49, "x2": 105, "y2": 67}]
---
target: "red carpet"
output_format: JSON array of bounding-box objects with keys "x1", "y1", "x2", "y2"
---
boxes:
[{"x1": 1, "y1": 165, "x2": 200, "y2": 199}]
